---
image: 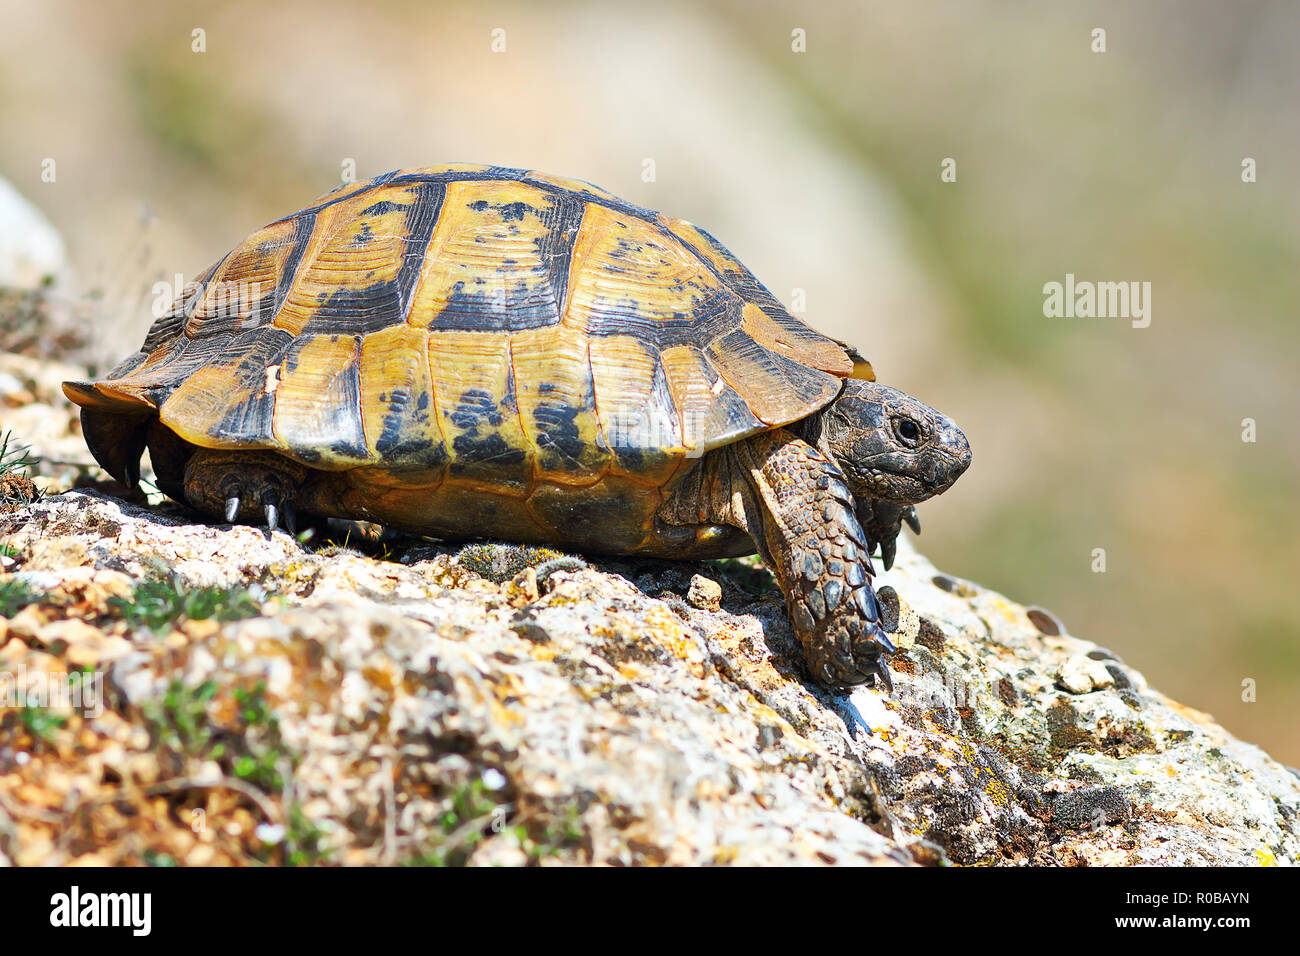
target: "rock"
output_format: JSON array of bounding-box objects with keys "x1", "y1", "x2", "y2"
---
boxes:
[
  {"x1": 0, "y1": 351, "x2": 98, "y2": 492},
  {"x1": 0, "y1": 178, "x2": 67, "y2": 290},
  {"x1": 0, "y1": 488, "x2": 1297, "y2": 867},
  {"x1": 686, "y1": 574, "x2": 722, "y2": 611},
  {"x1": 1056, "y1": 655, "x2": 1116, "y2": 694}
]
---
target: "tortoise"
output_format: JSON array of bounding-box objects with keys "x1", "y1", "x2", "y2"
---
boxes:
[{"x1": 64, "y1": 164, "x2": 971, "y2": 689}]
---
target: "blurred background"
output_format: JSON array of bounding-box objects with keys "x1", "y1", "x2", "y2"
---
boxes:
[{"x1": 0, "y1": 0, "x2": 1295, "y2": 761}]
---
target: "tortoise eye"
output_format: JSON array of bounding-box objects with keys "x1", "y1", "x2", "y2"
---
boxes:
[{"x1": 895, "y1": 419, "x2": 922, "y2": 445}]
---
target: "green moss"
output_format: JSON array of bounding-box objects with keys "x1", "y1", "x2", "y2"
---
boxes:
[
  {"x1": 20, "y1": 705, "x2": 68, "y2": 744},
  {"x1": 110, "y1": 575, "x2": 261, "y2": 632},
  {"x1": 1046, "y1": 698, "x2": 1093, "y2": 756},
  {"x1": 533, "y1": 556, "x2": 588, "y2": 584},
  {"x1": 0, "y1": 578, "x2": 36, "y2": 617},
  {"x1": 404, "y1": 778, "x2": 506, "y2": 867},
  {"x1": 144, "y1": 679, "x2": 291, "y2": 793},
  {"x1": 1049, "y1": 786, "x2": 1132, "y2": 831},
  {"x1": 455, "y1": 542, "x2": 580, "y2": 584}
]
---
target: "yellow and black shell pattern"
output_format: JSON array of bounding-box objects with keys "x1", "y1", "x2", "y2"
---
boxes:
[{"x1": 65, "y1": 165, "x2": 867, "y2": 552}]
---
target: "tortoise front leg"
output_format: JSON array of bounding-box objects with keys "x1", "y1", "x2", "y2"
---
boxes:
[{"x1": 664, "y1": 429, "x2": 893, "y2": 690}]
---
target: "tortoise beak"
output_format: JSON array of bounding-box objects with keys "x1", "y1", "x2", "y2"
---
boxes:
[{"x1": 926, "y1": 420, "x2": 971, "y2": 494}]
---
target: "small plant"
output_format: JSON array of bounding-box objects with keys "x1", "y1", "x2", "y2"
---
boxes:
[
  {"x1": 20, "y1": 705, "x2": 68, "y2": 745},
  {"x1": 145, "y1": 678, "x2": 309, "y2": 864},
  {"x1": 0, "y1": 431, "x2": 41, "y2": 511},
  {"x1": 144, "y1": 679, "x2": 291, "y2": 792},
  {"x1": 404, "y1": 778, "x2": 508, "y2": 867},
  {"x1": 282, "y1": 804, "x2": 330, "y2": 867},
  {"x1": 0, "y1": 577, "x2": 36, "y2": 618},
  {"x1": 249, "y1": 803, "x2": 332, "y2": 866},
  {"x1": 0, "y1": 431, "x2": 38, "y2": 476},
  {"x1": 227, "y1": 683, "x2": 286, "y2": 792},
  {"x1": 110, "y1": 574, "x2": 261, "y2": 632},
  {"x1": 521, "y1": 800, "x2": 586, "y2": 863},
  {"x1": 533, "y1": 556, "x2": 588, "y2": 584},
  {"x1": 144, "y1": 679, "x2": 219, "y2": 757},
  {"x1": 402, "y1": 775, "x2": 585, "y2": 866}
]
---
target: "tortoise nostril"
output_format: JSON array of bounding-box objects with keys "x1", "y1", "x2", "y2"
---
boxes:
[{"x1": 958, "y1": 439, "x2": 973, "y2": 472}]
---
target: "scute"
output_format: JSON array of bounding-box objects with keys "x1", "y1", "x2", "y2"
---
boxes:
[
  {"x1": 159, "y1": 327, "x2": 293, "y2": 445},
  {"x1": 659, "y1": 215, "x2": 854, "y2": 378},
  {"x1": 406, "y1": 179, "x2": 582, "y2": 334},
  {"x1": 63, "y1": 164, "x2": 859, "y2": 490},
  {"x1": 269, "y1": 334, "x2": 369, "y2": 464}
]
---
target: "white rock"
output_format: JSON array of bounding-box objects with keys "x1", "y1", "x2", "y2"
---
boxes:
[
  {"x1": 0, "y1": 177, "x2": 67, "y2": 289},
  {"x1": 1057, "y1": 656, "x2": 1115, "y2": 694}
]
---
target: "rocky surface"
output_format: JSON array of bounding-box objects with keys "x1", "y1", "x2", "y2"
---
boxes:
[{"x1": 0, "y1": 488, "x2": 1295, "y2": 867}]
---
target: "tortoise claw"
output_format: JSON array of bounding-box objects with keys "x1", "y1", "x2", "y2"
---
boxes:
[
  {"x1": 812, "y1": 622, "x2": 896, "y2": 692},
  {"x1": 873, "y1": 621, "x2": 897, "y2": 654},
  {"x1": 805, "y1": 585, "x2": 897, "y2": 692},
  {"x1": 880, "y1": 536, "x2": 897, "y2": 572},
  {"x1": 225, "y1": 496, "x2": 241, "y2": 523},
  {"x1": 854, "y1": 584, "x2": 879, "y2": 627},
  {"x1": 869, "y1": 653, "x2": 893, "y2": 692},
  {"x1": 263, "y1": 498, "x2": 280, "y2": 532},
  {"x1": 903, "y1": 506, "x2": 921, "y2": 535},
  {"x1": 283, "y1": 501, "x2": 297, "y2": 536},
  {"x1": 850, "y1": 619, "x2": 896, "y2": 690}
]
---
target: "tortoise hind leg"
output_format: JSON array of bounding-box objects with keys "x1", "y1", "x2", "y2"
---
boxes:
[
  {"x1": 182, "y1": 448, "x2": 311, "y2": 533},
  {"x1": 660, "y1": 429, "x2": 892, "y2": 690}
]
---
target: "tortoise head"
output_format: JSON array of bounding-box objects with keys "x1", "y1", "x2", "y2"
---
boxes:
[
  {"x1": 816, "y1": 379, "x2": 971, "y2": 567},
  {"x1": 819, "y1": 379, "x2": 971, "y2": 503}
]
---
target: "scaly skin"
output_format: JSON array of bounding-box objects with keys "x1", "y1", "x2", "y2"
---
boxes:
[
  {"x1": 729, "y1": 430, "x2": 894, "y2": 688},
  {"x1": 659, "y1": 428, "x2": 893, "y2": 688},
  {"x1": 855, "y1": 500, "x2": 918, "y2": 571}
]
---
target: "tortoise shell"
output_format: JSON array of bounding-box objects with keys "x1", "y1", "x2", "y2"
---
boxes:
[{"x1": 65, "y1": 164, "x2": 873, "y2": 552}]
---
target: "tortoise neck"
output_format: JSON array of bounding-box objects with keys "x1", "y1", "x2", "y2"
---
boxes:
[{"x1": 789, "y1": 407, "x2": 831, "y2": 457}]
